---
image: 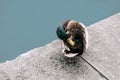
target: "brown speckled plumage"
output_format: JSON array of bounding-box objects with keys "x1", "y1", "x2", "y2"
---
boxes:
[{"x1": 60, "y1": 20, "x2": 88, "y2": 57}]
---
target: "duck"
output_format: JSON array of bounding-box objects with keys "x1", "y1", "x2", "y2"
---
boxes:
[{"x1": 56, "y1": 20, "x2": 88, "y2": 57}]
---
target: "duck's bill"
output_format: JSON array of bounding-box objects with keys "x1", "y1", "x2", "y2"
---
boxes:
[{"x1": 67, "y1": 38, "x2": 75, "y2": 46}]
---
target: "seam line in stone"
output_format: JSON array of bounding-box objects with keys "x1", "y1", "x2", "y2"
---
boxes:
[{"x1": 80, "y1": 56, "x2": 109, "y2": 80}]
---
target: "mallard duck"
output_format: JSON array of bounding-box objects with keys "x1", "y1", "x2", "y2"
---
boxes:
[{"x1": 56, "y1": 20, "x2": 88, "y2": 57}]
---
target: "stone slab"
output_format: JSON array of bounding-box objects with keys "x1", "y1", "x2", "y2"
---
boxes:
[
  {"x1": 82, "y1": 13, "x2": 120, "y2": 80},
  {"x1": 0, "y1": 40, "x2": 105, "y2": 80}
]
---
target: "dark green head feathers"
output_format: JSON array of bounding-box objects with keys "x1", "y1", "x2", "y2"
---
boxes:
[{"x1": 56, "y1": 26, "x2": 68, "y2": 41}]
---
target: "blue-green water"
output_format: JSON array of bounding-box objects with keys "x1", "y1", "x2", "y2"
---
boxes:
[{"x1": 0, "y1": 0, "x2": 120, "y2": 62}]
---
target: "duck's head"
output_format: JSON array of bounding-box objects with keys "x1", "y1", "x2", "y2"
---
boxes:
[
  {"x1": 56, "y1": 26, "x2": 68, "y2": 41},
  {"x1": 56, "y1": 20, "x2": 71, "y2": 41},
  {"x1": 56, "y1": 20, "x2": 77, "y2": 46}
]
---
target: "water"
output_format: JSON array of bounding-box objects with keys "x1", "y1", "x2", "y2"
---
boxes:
[{"x1": 0, "y1": 0, "x2": 120, "y2": 62}]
